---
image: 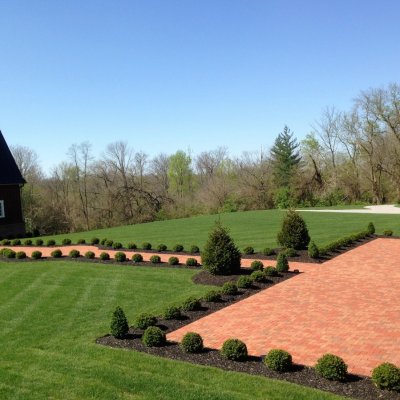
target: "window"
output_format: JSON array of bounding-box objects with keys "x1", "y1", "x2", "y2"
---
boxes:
[{"x1": 0, "y1": 200, "x2": 5, "y2": 218}]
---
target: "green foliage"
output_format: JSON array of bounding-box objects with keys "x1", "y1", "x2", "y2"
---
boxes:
[
  {"x1": 264, "y1": 266, "x2": 279, "y2": 277},
  {"x1": 201, "y1": 222, "x2": 241, "y2": 275},
  {"x1": 168, "y1": 256, "x2": 179, "y2": 265},
  {"x1": 157, "y1": 244, "x2": 167, "y2": 251},
  {"x1": 367, "y1": 222, "x2": 375, "y2": 235},
  {"x1": 185, "y1": 257, "x2": 198, "y2": 266},
  {"x1": 283, "y1": 247, "x2": 297, "y2": 257},
  {"x1": 315, "y1": 354, "x2": 348, "y2": 381},
  {"x1": 11, "y1": 239, "x2": 21, "y2": 246},
  {"x1": 221, "y1": 338, "x2": 248, "y2": 361},
  {"x1": 110, "y1": 306, "x2": 129, "y2": 339},
  {"x1": 69, "y1": 249, "x2": 80, "y2": 258},
  {"x1": 132, "y1": 253, "x2": 143, "y2": 262},
  {"x1": 51, "y1": 249, "x2": 63, "y2": 258},
  {"x1": 237, "y1": 276, "x2": 253, "y2": 288},
  {"x1": 190, "y1": 245, "x2": 200, "y2": 253},
  {"x1": 31, "y1": 250, "x2": 42, "y2": 259},
  {"x1": 23, "y1": 239, "x2": 32, "y2": 245},
  {"x1": 276, "y1": 253, "x2": 289, "y2": 272},
  {"x1": 142, "y1": 326, "x2": 166, "y2": 347},
  {"x1": 46, "y1": 239, "x2": 56, "y2": 246},
  {"x1": 263, "y1": 247, "x2": 275, "y2": 256},
  {"x1": 100, "y1": 238, "x2": 107, "y2": 245},
  {"x1": 264, "y1": 349, "x2": 292, "y2": 372},
  {"x1": 173, "y1": 244, "x2": 184, "y2": 252},
  {"x1": 318, "y1": 230, "x2": 370, "y2": 256},
  {"x1": 221, "y1": 281, "x2": 239, "y2": 295},
  {"x1": 203, "y1": 290, "x2": 222, "y2": 302},
  {"x1": 142, "y1": 242, "x2": 152, "y2": 250},
  {"x1": 35, "y1": 239, "x2": 43, "y2": 246},
  {"x1": 163, "y1": 306, "x2": 182, "y2": 320},
  {"x1": 1, "y1": 239, "x2": 11, "y2": 246},
  {"x1": 114, "y1": 252, "x2": 127, "y2": 262},
  {"x1": 168, "y1": 150, "x2": 192, "y2": 197},
  {"x1": 99, "y1": 252, "x2": 110, "y2": 260},
  {"x1": 243, "y1": 246, "x2": 254, "y2": 255},
  {"x1": 85, "y1": 251, "x2": 95, "y2": 259},
  {"x1": 277, "y1": 210, "x2": 310, "y2": 250},
  {"x1": 150, "y1": 255, "x2": 161, "y2": 264},
  {"x1": 90, "y1": 237, "x2": 100, "y2": 245},
  {"x1": 127, "y1": 242, "x2": 137, "y2": 249},
  {"x1": 77, "y1": 239, "x2": 86, "y2": 244},
  {"x1": 371, "y1": 363, "x2": 400, "y2": 391},
  {"x1": 3, "y1": 249, "x2": 16, "y2": 258},
  {"x1": 180, "y1": 332, "x2": 204, "y2": 353},
  {"x1": 113, "y1": 242, "x2": 123, "y2": 249},
  {"x1": 383, "y1": 229, "x2": 393, "y2": 236},
  {"x1": 308, "y1": 241, "x2": 320, "y2": 258},
  {"x1": 251, "y1": 270, "x2": 266, "y2": 282},
  {"x1": 62, "y1": 238, "x2": 72, "y2": 245},
  {"x1": 274, "y1": 187, "x2": 296, "y2": 209},
  {"x1": 105, "y1": 239, "x2": 113, "y2": 247},
  {"x1": 135, "y1": 313, "x2": 157, "y2": 330},
  {"x1": 250, "y1": 260, "x2": 264, "y2": 271},
  {"x1": 181, "y1": 296, "x2": 202, "y2": 311},
  {"x1": 16, "y1": 251, "x2": 26, "y2": 259}
]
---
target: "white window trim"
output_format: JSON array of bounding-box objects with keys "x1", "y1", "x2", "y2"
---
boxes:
[{"x1": 0, "y1": 200, "x2": 5, "y2": 218}]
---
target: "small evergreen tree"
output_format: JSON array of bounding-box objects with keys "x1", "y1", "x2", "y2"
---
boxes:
[
  {"x1": 110, "y1": 306, "x2": 129, "y2": 339},
  {"x1": 201, "y1": 222, "x2": 241, "y2": 275},
  {"x1": 277, "y1": 210, "x2": 310, "y2": 250}
]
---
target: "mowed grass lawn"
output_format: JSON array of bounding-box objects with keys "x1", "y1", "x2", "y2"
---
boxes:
[
  {"x1": 38, "y1": 209, "x2": 400, "y2": 252},
  {"x1": 0, "y1": 261, "x2": 345, "y2": 400}
]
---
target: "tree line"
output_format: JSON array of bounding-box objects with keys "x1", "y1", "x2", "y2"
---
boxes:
[{"x1": 12, "y1": 83, "x2": 400, "y2": 234}]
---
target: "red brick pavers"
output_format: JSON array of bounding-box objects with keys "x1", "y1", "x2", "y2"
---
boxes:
[{"x1": 168, "y1": 238, "x2": 400, "y2": 376}]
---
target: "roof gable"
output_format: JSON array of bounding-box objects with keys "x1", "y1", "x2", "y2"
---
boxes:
[{"x1": 0, "y1": 131, "x2": 26, "y2": 185}]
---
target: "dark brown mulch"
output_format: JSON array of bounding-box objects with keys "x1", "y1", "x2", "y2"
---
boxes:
[{"x1": 97, "y1": 331, "x2": 400, "y2": 400}]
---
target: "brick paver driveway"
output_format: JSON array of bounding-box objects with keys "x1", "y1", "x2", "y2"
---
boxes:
[{"x1": 168, "y1": 238, "x2": 400, "y2": 376}]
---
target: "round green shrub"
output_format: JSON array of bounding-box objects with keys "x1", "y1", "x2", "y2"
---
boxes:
[
  {"x1": 90, "y1": 237, "x2": 100, "y2": 245},
  {"x1": 250, "y1": 260, "x2": 264, "y2": 271},
  {"x1": 308, "y1": 241, "x2": 320, "y2": 258},
  {"x1": 181, "y1": 332, "x2": 204, "y2": 353},
  {"x1": 383, "y1": 229, "x2": 393, "y2": 237},
  {"x1": 264, "y1": 349, "x2": 293, "y2": 372},
  {"x1": 46, "y1": 239, "x2": 56, "y2": 246},
  {"x1": 173, "y1": 244, "x2": 184, "y2": 252},
  {"x1": 371, "y1": 363, "x2": 400, "y2": 391},
  {"x1": 142, "y1": 242, "x2": 152, "y2": 250},
  {"x1": 100, "y1": 238, "x2": 107, "y2": 245},
  {"x1": 62, "y1": 238, "x2": 72, "y2": 245},
  {"x1": 69, "y1": 249, "x2": 80, "y2": 258},
  {"x1": 221, "y1": 338, "x2": 248, "y2": 361},
  {"x1": 263, "y1": 247, "x2": 275, "y2": 256},
  {"x1": 31, "y1": 251, "x2": 42, "y2": 259},
  {"x1": 264, "y1": 266, "x2": 279, "y2": 277},
  {"x1": 11, "y1": 239, "x2": 21, "y2": 246},
  {"x1": 114, "y1": 252, "x2": 127, "y2": 262},
  {"x1": 23, "y1": 239, "x2": 32, "y2": 246},
  {"x1": 127, "y1": 242, "x2": 137, "y2": 249},
  {"x1": 181, "y1": 297, "x2": 202, "y2": 311},
  {"x1": 276, "y1": 253, "x2": 289, "y2": 272},
  {"x1": 168, "y1": 256, "x2": 179, "y2": 265},
  {"x1": 99, "y1": 252, "x2": 110, "y2": 261},
  {"x1": 367, "y1": 222, "x2": 376, "y2": 235},
  {"x1": 315, "y1": 353, "x2": 348, "y2": 381},
  {"x1": 283, "y1": 247, "x2": 297, "y2": 257},
  {"x1": 190, "y1": 245, "x2": 200, "y2": 253},
  {"x1": 221, "y1": 282, "x2": 238, "y2": 295},
  {"x1": 163, "y1": 306, "x2": 182, "y2": 320},
  {"x1": 85, "y1": 251, "x2": 95, "y2": 259},
  {"x1": 250, "y1": 270, "x2": 265, "y2": 282},
  {"x1": 135, "y1": 313, "x2": 157, "y2": 330},
  {"x1": 4, "y1": 249, "x2": 16, "y2": 258},
  {"x1": 201, "y1": 223, "x2": 241, "y2": 275},
  {"x1": 203, "y1": 290, "x2": 222, "y2": 302},
  {"x1": 157, "y1": 244, "x2": 167, "y2": 251},
  {"x1": 277, "y1": 210, "x2": 310, "y2": 250},
  {"x1": 150, "y1": 255, "x2": 161, "y2": 264},
  {"x1": 16, "y1": 251, "x2": 26, "y2": 259},
  {"x1": 185, "y1": 258, "x2": 198, "y2": 267},
  {"x1": 142, "y1": 326, "x2": 166, "y2": 347},
  {"x1": 237, "y1": 276, "x2": 253, "y2": 288},
  {"x1": 110, "y1": 306, "x2": 129, "y2": 338},
  {"x1": 1, "y1": 239, "x2": 11, "y2": 246},
  {"x1": 51, "y1": 249, "x2": 62, "y2": 258},
  {"x1": 35, "y1": 239, "x2": 44, "y2": 246},
  {"x1": 132, "y1": 253, "x2": 143, "y2": 262},
  {"x1": 243, "y1": 246, "x2": 254, "y2": 255},
  {"x1": 77, "y1": 239, "x2": 86, "y2": 244},
  {"x1": 113, "y1": 242, "x2": 123, "y2": 249},
  {"x1": 105, "y1": 240, "x2": 114, "y2": 247}
]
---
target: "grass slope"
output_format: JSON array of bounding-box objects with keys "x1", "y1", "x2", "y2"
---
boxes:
[
  {"x1": 38, "y1": 209, "x2": 399, "y2": 252},
  {"x1": 0, "y1": 261, "x2": 345, "y2": 400}
]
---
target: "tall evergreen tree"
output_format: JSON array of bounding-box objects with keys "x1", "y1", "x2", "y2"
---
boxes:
[{"x1": 270, "y1": 126, "x2": 301, "y2": 188}]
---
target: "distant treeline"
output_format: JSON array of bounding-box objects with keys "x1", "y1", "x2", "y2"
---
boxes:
[{"x1": 13, "y1": 83, "x2": 400, "y2": 234}]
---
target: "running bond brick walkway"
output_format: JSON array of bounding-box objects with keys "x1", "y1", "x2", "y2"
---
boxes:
[{"x1": 168, "y1": 238, "x2": 400, "y2": 376}]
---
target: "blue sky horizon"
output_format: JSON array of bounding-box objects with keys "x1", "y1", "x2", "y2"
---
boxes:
[{"x1": 1, "y1": 0, "x2": 400, "y2": 172}]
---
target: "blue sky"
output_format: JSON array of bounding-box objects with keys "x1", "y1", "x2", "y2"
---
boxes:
[{"x1": 1, "y1": 0, "x2": 400, "y2": 172}]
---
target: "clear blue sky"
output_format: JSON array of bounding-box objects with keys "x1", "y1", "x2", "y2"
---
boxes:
[{"x1": 1, "y1": 0, "x2": 400, "y2": 172}]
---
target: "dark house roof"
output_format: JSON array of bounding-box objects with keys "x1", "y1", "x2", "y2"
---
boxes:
[{"x1": 0, "y1": 130, "x2": 26, "y2": 185}]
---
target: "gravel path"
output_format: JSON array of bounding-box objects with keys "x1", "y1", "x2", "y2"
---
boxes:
[{"x1": 298, "y1": 204, "x2": 400, "y2": 214}]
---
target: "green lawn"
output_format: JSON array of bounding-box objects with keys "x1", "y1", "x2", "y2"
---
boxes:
[
  {"x1": 0, "y1": 261, "x2": 346, "y2": 400},
  {"x1": 37, "y1": 209, "x2": 400, "y2": 252}
]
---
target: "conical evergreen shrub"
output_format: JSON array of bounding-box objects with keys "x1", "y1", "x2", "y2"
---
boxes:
[
  {"x1": 201, "y1": 222, "x2": 241, "y2": 275},
  {"x1": 110, "y1": 306, "x2": 129, "y2": 338},
  {"x1": 277, "y1": 210, "x2": 310, "y2": 250}
]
